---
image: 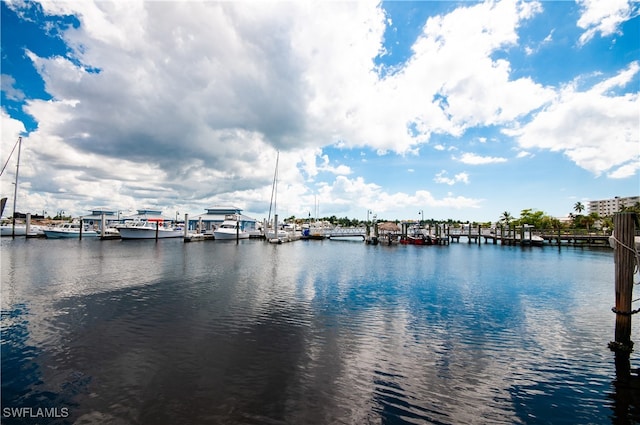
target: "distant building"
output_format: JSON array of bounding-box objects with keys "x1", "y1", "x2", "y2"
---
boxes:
[
  {"x1": 588, "y1": 196, "x2": 640, "y2": 216},
  {"x1": 82, "y1": 208, "x2": 120, "y2": 228},
  {"x1": 188, "y1": 206, "x2": 257, "y2": 233},
  {"x1": 121, "y1": 208, "x2": 174, "y2": 223}
]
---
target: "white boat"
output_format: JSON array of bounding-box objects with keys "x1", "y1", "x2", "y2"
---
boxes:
[
  {"x1": 1, "y1": 224, "x2": 27, "y2": 236},
  {"x1": 1, "y1": 223, "x2": 45, "y2": 237},
  {"x1": 99, "y1": 226, "x2": 121, "y2": 239},
  {"x1": 117, "y1": 221, "x2": 184, "y2": 239},
  {"x1": 267, "y1": 228, "x2": 300, "y2": 243},
  {"x1": 213, "y1": 216, "x2": 249, "y2": 240},
  {"x1": 44, "y1": 223, "x2": 98, "y2": 239},
  {"x1": 265, "y1": 151, "x2": 290, "y2": 243},
  {"x1": 521, "y1": 226, "x2": 544, "y2": 246}
]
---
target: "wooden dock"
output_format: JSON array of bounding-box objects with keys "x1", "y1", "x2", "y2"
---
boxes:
[{"x1": 447, "y1": 227, "x2": 612, "y2": 247}]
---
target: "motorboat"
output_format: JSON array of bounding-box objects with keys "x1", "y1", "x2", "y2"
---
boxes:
[
  {"x1": 117, "y1": 221, "x2": 184, "y2": 239},
  {"x1": 399, "y1": 226, "x2": 438, "y2": 245},
  {"x1": 213, "y1": 216, "x2": 249, "y2": 240},
  {"x1": 266, "y1": 228, "x2": 290, "y2": 243},
  {"x1": 44, "y1": 223, "x2": 98, "y2": 239},
  {"x1": 0, "y1": 223, "x2": 45, "y2": 237},
  {"x1": 400, "y1": 235, "x2": 437, "y2": 245},
  {"x1": 99, "y1": 226, "x2": 121, "y2": 239},
  {"x1": 521, "y1": 226, "x2": 545, "y2": 246},
  {"x1": 1, "y1": 223, "x2": 27, "y2": 236}
]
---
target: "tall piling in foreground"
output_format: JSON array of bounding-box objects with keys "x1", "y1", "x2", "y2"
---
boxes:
[{"x1": 609, "y1": 212, "x2": 638, "y2": 353}]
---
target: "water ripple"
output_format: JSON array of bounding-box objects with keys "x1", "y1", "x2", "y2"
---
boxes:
[{"x1": 1, "y1": 239, "x2": 637, "y2": 424}]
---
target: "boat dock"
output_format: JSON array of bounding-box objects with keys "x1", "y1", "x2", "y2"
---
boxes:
[{"x1": 447, "y1": 227, "x2": 611, "y2": 247}]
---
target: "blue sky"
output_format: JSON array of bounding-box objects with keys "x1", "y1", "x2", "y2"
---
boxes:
[{"x1": 1, "y1": 0, "x2": 639, "y2": 223}]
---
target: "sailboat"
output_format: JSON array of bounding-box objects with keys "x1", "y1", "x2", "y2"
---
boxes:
[
  {"x1": 0, "y1": 137, "x2": 29, "y2": 237},
  {"x1": 266, "y1": 151, "x2": 288, "y2": 243}
]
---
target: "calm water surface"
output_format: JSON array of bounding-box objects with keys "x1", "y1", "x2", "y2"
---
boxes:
[{"x1": 1, "y1": 237, "x2": 638, "y2": 424}]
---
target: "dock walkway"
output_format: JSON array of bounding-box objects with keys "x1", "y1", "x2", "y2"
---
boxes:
[{"x1": 448, "y1": 228, "x2": 611, "y2": 247}]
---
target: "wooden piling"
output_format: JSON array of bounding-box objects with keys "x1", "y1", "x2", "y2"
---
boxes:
[
  {"x1": 155, "y1": 221, "x2": 159, "y2": 241},
  {"x1": 610, "y1": 212, "x2": 637, "y2": 352},
  {"x1": 79, "y1": 216, "x2": 83, "y2": 240}
]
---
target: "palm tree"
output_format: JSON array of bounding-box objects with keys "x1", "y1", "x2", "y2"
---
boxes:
[
  {"x1": 573, "y1": 201, "x2": 585, "y2": 215},
  {"x1": 500, "y1": 211, "x2": 513, "y2": 226}
]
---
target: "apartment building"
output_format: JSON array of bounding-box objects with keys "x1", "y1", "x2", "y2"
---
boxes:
[{"x1": 588, "y1": 196, "x2": 640, "y2": 216}]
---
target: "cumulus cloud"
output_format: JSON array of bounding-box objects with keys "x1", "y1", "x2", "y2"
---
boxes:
[
  {"x1": 576, "y1": 0, "x2": 638, "y2": 46},
  {"x1": 434, "y1": 170, "x2": 470, "y2": 185},
  {"x1": 2, "y1": 0, "x2": 637, "y2": 221},
  {"x1": 4, "y1": 0, "x2": 526, "y2": 216},
  {"x1": 1, "y1": 75, "x2": 25, "y2": 101},
  {"x1": 456, "y1": 153, "x2": 508, "y2": 165},
  {"x1": 504, "y1": 61, "x2": 639, "y2": 177}
]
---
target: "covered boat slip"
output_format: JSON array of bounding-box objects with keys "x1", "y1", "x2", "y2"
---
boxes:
[{"x1": 186, "y1": 206, "x2": 257, "y2": 236}]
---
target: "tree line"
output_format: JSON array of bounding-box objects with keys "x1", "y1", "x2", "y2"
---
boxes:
[{"x1": 286, "y1": 201, "x2": 640, "y2": 231}]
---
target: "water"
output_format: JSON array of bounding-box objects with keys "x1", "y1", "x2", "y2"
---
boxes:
[{"x1": 1, "y1": 237, "x2": 639, "y2": 424}]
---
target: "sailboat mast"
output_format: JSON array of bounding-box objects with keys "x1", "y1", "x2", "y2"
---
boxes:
[
  {"x1": 12, "y1": 137, "x2": 22, "y2": 238},
  {"x1": 267, "y1": 151, "x2": 279, "y2": 226}
]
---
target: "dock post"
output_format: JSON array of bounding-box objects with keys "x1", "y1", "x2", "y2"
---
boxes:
[
  {"x1": 274, "y1": 214, "x2": 278, "y2": 241},
  {"x1": 609, "y1": 212, "x2": 638, "y2": 353},
  {"x1": 26, "y1": 213, "x2": 31, "y2": 236},
  {"x1": 101, "y1": 213, "x2": 106, "y2": 238},
  {"x1": 478, "y1": 224, "x2": 481, "y2": 245},
  {"x1": 79, "y1": 216, "x2": 83, "y2": 240},
  {"x1": 519, "y1": 226, "x2": 524, "y2": 246},
  {"x1": 155, "y1": 221, "x2": 159, "y2": 241},
  {"x1": 184, "y1": 214, "x2": 189, "y2": 238}
]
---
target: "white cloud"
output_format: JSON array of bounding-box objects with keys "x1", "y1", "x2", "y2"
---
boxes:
[
  {"x1": 394, "y1": 0, "x2": 553, "y2": 142},
  {"x1": 607, "y1": 161, "x2": 640, "y2": 179},
  {"x1": 2, "y1": 0, "x2": 637, "y2": 221},
  {"x1": 434, "y1": 170, "x2": 470, "y2": 185},
  {"x1": 456, "y1": 152, "x2": 508, "y2": 165},
  {"x1": 316, "y1": 155, "x2": 352, "y2": 176},
  {"x1": 1, "y1": 75, "x2": 26, "y2": 101},
  {"x1": 577, "y1": 0, "x2": 637, "y2": 46},
  {"x1": 504, "y1": 62, "x2": 640, "y2": 177}
]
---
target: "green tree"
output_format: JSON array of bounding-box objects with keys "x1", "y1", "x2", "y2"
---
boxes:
[
  {"x1": 573, "y1": 202, "x2": 585, "y2": 214},
  {"x1": 620, "y1": 202, "x2": 640, "y2": 215},
  {"x1": 499, "y1": 211, "x2": 513, "y2": 226}
]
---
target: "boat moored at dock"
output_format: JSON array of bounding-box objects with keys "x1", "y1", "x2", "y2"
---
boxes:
[
  {"x1": 213, "y1": 215, "x2": 250, "y2": 240},
  {"x1": 117, "y1": 221, "x2": 184, "y2": 239},
  {"x1": 43, "y1": 223, "x2": 98, "y2": 239}
]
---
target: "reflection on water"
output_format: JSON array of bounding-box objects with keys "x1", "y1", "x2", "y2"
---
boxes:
[{"x1": 1, "y1": 238, "x2": 638, "y2": 424}]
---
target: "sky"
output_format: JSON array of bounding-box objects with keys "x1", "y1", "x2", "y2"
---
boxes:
[{"x1": 1, "y1": 0, "x2": 639, "y2": 224}]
